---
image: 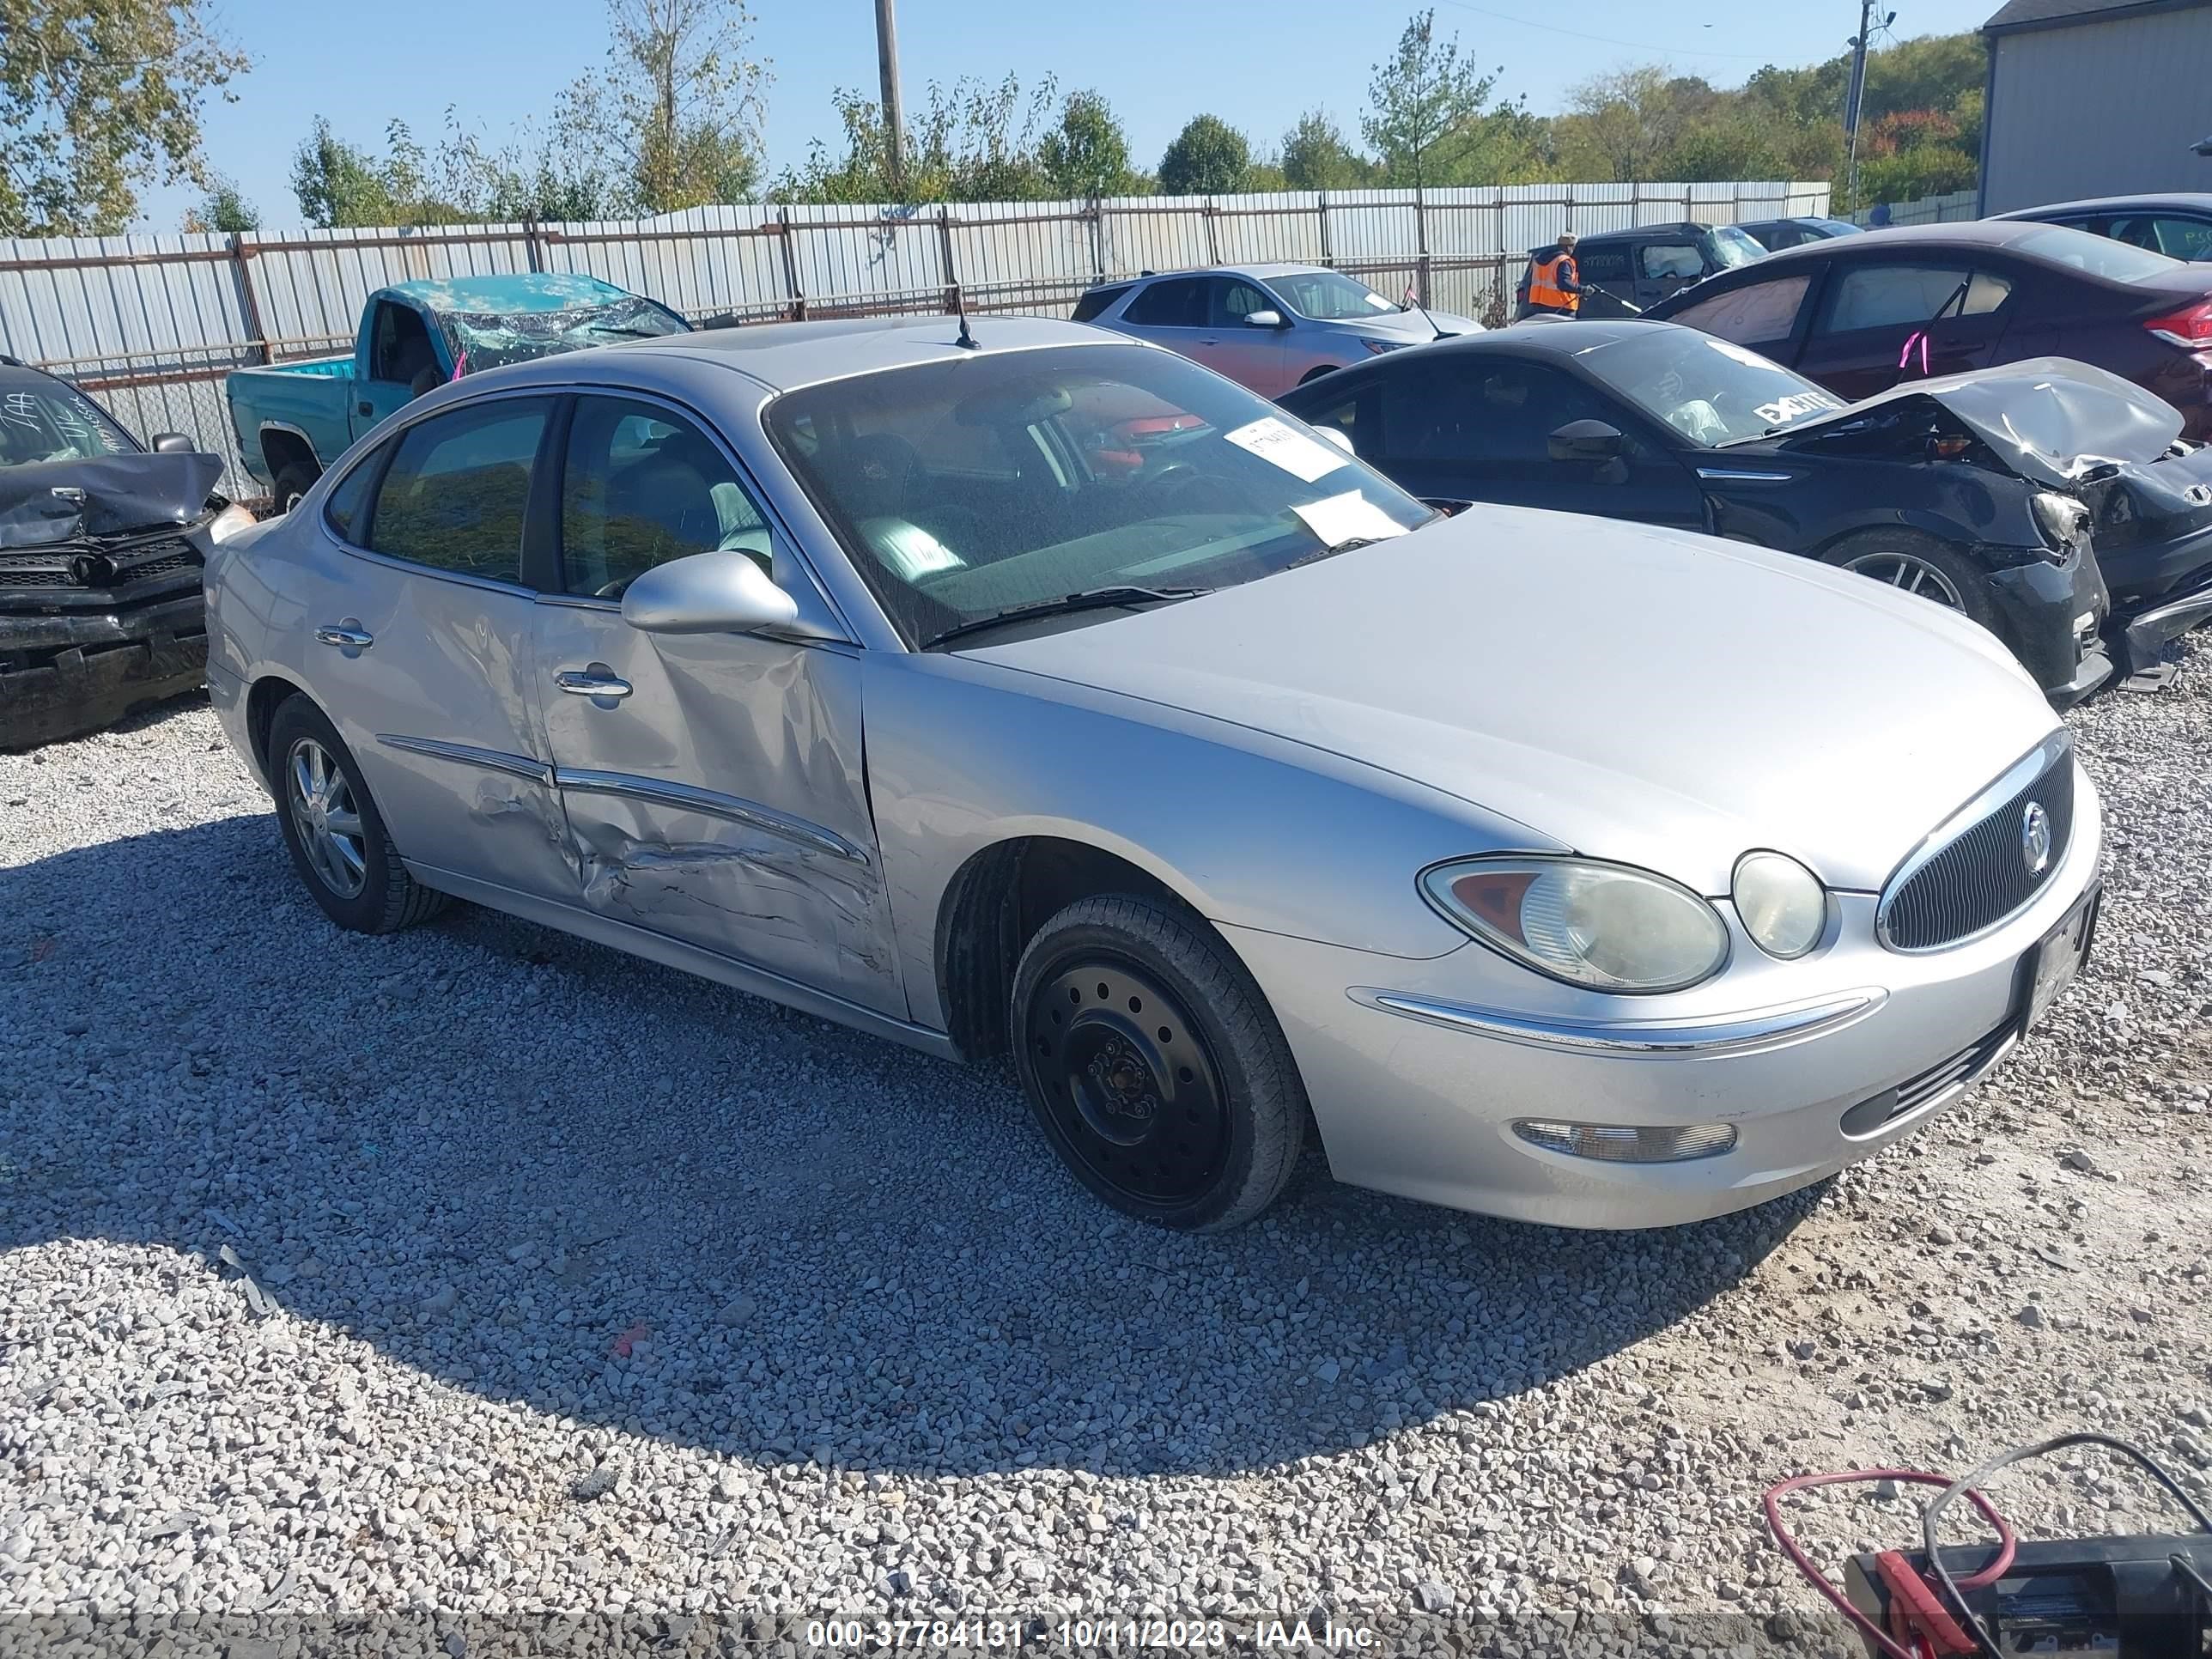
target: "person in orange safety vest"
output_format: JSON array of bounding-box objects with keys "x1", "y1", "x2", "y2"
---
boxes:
[{"x1": 1527, "y1": 232, "x2": 1583, "y2": 315}]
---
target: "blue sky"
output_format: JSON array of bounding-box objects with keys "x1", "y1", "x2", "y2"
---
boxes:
[{"x1": 149, "y1": 0, "x2": 1999, "y2": 230}]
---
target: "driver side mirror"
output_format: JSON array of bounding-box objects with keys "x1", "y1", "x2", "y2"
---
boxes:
[
  {"x1": 150, "y1": 433, "x2": 197, "y2": 454},
  {"x1": 1243, "y1": 309, "x2": 1287, "y2": 329},
  {"x1": 1548, "y1": 419, "x2": 1624, "y2": 463},
  {"x1": 622, "y1": 550, "x2": 799, "y2": 635}
]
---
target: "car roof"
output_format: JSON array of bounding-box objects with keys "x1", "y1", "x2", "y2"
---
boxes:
[
  {"x1": 510, "y1": 313, "x2": 1138, "y2": 395},
  {"x1": 1286, "y1": 317, "x2": 1688, "y2": 378},
  {"x1": 1082, "y1": 263, "x2": 1333, "y2": 290},
  {"x1": 376, "y1": 272, "x2": 639, "y2": 314},
  {"x1": 1996, "y1": 192, "x2": 2212, "y2": 220},
  {"x1": 1573, "y1": 222, "x2": 1711, "y2": 243},
  {"x1": 1723, "y1": 216, "x2": 2138, "y2": 266}
]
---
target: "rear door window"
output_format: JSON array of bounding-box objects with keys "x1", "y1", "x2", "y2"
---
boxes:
[
  {"x1": 366, "y1": 397, "x2": 550, "y2": 585},
  {"x1": 1577, "y1": 247, "x2": 1633, "y2": 287},
  {"x1": 1664, "y1": 275, "x2": 1814, "y2": 351},
  {"x1": 1122, "y1": 277, "x2": 1208, "y2": 328},
  {"x1": 1814, "y1": 264, "x2": 2004, "y2": 335}
]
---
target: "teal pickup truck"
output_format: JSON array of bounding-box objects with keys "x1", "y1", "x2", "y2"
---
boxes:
[{"x1": 224, "y1": 272, "x2": 690, "y2": 511}]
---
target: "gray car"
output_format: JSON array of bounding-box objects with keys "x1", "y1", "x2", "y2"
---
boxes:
[
  {"x1": 205, "y1": 316, "x2": 2102, "y2": 1233},
  {"x1": 1073, "y1": 264, "x2": 1480, "y2": 396}
]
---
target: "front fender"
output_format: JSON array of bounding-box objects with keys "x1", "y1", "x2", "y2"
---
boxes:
[{"x1": 861, "y1": 652, "x2": 1563, "y2": 1032}]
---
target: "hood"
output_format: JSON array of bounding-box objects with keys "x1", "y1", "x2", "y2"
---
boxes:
[
  {"x1": 1356, "y1": 307, "x2": 1480, "y2": 343},
  {"x1": 1778, "y1": 357, "x2": 2181, "y2": 487},
  {"x1": 0, "y1": 453, "x2": 223, "y2": 550},
  {"x1": 964, "y1": 508, "x2": 2058, "y2": 895}
]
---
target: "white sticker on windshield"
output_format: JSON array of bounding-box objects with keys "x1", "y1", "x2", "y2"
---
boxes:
[
  {"x1": 1752, "y1": 389, "x2": 1845, "y2": 428},
  {"x1": 1224, "y1": 416, "x2": 1348, "y2": 483},
  {"x1": 1293, "y1": 490, "x2": 1407, "y2": 549}
]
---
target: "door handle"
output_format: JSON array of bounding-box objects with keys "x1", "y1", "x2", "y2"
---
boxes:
[
  {"x1": 313, "y1": 623, "x2": 374, "y2": 650},
  {"x1": 555, "y1": 668, "x2": 633, "y2": 700}
]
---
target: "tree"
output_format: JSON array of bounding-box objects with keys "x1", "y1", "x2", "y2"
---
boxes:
[
  {"x1": 1157, "y1": 115, "x2": 1249, "y2": 196},
  {"x1": 564, "y1": 0, "x2": 770, "y2": 214},
  {"x1": 1280, "y1": 110, "x2": 1372, "y2": 190},
  {"x1": 182, "y1": 175, "x2": 258, "y2": 234},
  {"x1": 1040, "y1": 89, "x2": 1137, "y2": 198},
  {"x1": 1553, "y1": 67, "x2": 1717, "y2": 183},
  {"x1": 1362, "y1": 11, "x2": 1503, "y2": 189},
  {"x1": 1, "y1": 0, "x2": 250, "y2": 236},
  {"x1": 775, "y1": 74, "x2": 1059, "y2": 204}
]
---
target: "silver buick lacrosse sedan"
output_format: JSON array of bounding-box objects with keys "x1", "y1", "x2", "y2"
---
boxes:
[{"x1": 205, "y1": 315, "x2": 2100, "y2": 1231}]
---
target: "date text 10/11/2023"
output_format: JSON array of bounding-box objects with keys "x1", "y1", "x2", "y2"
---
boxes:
[{"x1": 805, "y1": 1618, "x2": 1382, "y2": 1650}]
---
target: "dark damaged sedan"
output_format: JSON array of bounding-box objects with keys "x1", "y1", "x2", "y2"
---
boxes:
[
  {"x1": 1277, "y1": 321, "x2": 2182, "y2": 702},
  {"x1": 0, "y1": 359, "x2": 253, "y2": 749}
]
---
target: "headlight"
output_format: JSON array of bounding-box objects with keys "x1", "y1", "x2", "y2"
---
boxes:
[
  {"x1": 1361, "y1": 337, "x2": 1406, "y2": 356},
  {"x1": 2029, "y1": 490, "x2": 2089, "y2": 560},
  {"x1": 207, "y1": 502, "x2": 258, "y2": 544},
  {"x1": 1732, "y1": 851, "x2": 1827, "y2": 959},
  {"x1": 1419, "y1": 856, "x2": 1730, "y2": 994}
]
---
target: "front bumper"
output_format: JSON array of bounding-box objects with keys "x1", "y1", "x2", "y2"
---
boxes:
[
  {"x1": 0, "y1": 586, "x2": 208, "y2": 750},
  {"x1": 1224, "y1": 768, "x2": 2102, "y2": 1229},
  {"x1": 1984, "y1": 546, "x2": 2111, "y2": 705}
]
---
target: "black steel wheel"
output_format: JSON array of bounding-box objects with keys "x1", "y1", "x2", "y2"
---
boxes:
[
  {"x1": 1025, "y1": 957, "x2": 1230, "y2": 1206},
  {"x1": 1011, "y1": 895, "x2": 1305, "y2": 1230}
]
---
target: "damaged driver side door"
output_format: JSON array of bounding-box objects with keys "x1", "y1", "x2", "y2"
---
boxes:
[{"x1": 531, "y1": 393, "x2": 903, "y2": 1017}]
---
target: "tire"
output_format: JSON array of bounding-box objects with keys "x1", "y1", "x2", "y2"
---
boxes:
[
  {"x1": 266, "y1": 695, "x2": 446, "y2": 934},
  {"x1": 272, "y1": 465, "x2": 317, "y2": 517},
  {"x1": 1010, "y1": 895, "x2": 1305, "y2": 1231},
  {"x1": 1297, "y1": 364, "x2": 1340, "y2": 386},
  {"x1": 1821, "y1": 528, "x2": 1997, "y2": 631}
]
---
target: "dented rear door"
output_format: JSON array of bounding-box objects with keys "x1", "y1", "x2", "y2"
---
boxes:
[{"x1": 530, "y1": 393, "x2": 901, "y2": 1017}]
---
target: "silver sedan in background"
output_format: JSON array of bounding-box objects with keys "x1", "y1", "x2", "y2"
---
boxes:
[
  {"x1": 1074, "y1": 264, "x2": 1481, "y2": 395},
  {"x1": 205, "y1": 316, "x2": 2100, "y2": 1232}
]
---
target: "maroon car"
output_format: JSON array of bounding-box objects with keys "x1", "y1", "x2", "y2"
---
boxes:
[{"x1": 1644, "y1": 221, "x2": 2212, "y2": 439}]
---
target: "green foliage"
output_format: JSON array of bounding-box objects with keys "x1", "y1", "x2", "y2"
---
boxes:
[
  {"x1": 775, "y1": 74, "x2": 1060, "y2": 205},
  {"x1": 1362, "y1": 10, "x2": 1528, "y2": 189},
  {"x1": 562, "y1": 0, "x2": 769, "y2": 215},
  {"x1": 1040, "y1": 89, "x2": 1139, "y2": 199},
  {"x1": 183, "y1": 174, "x2": 258, "y2": 234},
  {"x1": 1158, "y1": 115, "x2": 1251, "y2": 197},
  {"x1": 1280, "y1": 110, "x2": 1375, "y2": 191},
  {"x1": 0, "y1": 0, "x2": 250, "y2": 236}
]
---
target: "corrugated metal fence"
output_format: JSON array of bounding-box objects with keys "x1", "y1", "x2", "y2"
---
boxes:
[
  {"x1": 1846, "y1": 188, "x2": 1980, "y2": 228},
  {"x1": 1, "y1": 179, "x2": 1829, "y2": 498}
]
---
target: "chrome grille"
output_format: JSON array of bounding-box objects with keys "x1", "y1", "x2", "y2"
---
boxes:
[{"x1": 1880, "y1": 736, "x2": 2075, "y2": 951}]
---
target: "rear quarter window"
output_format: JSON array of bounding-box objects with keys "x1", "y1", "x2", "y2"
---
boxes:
[{"x1": 1071, "y1": 283, "x2": 1133, "y2": 323}]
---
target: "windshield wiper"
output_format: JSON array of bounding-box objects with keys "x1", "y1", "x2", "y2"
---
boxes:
[
  {"x1": 587, "y1": 323, "x2": 664, "y2": 337},
  {"x1": 922, "y1": 585, "x2": 1212, "y2": 650}
]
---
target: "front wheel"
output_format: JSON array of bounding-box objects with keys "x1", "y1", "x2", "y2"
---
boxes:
[
  {"x1": 1010, "y1": 896, "x2": 1305, "y2": 1231},
  {"x1": 1823, "y1": 529, "x2": 1996, "y2": 630}
]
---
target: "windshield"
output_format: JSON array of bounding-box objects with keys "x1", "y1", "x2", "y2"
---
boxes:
[
  {"x1": 1577, "y1": 329, "x2": 1844, "y2": 447},
  {"x1": 441, "y1": 295, "x2": 690, "y2": 374},
  {"x1": 1271, "y1": 270, "x2": 1402, "y2": 321},
  {"x1": 2008, "y1": 224, "x2": 2181, "y2": 283},
  {"x1": 1701, "y1": 226, "x2": 1766, "y2": 270},
  {"x1": 765, "y1": 343, "x2": 1431, "y2": 647},
  {"x1": 0, "y1": 380, "x2": 138, "y2": 465}
]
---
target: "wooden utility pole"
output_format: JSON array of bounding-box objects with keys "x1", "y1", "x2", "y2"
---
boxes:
[{"x1": 875, "y1": 0, "x2": 908, "y2": 195}]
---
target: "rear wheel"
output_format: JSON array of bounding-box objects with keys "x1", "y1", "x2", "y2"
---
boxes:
[
  {"x1": 1824, "y1": 529, "x2": 1996, "y2": 629},
  {"x1": 1010, "y1": 895, "x2": 1304, "y2": 1231},
  {"x1": 267, "y1": 695, "x2": 446, "y2": 934},
  {"x1": 272, "y1": 465, "x2": 316, "y2": 517}
]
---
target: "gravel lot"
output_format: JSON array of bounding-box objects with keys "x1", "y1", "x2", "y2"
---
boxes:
[{"x1": 3, "y1": 648, "x2": 2209, "y2": 1657}]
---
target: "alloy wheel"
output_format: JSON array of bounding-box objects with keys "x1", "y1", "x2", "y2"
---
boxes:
[
  {"x1": 286, "y1": 737, "x2": 368, "y2": 899},
  {"x1": 1024, "y1": 957, "x2": 1230, "y2": 1206},
  {"x1": 1842, "y1": 550, "x2": 1966, "y2": 609}
]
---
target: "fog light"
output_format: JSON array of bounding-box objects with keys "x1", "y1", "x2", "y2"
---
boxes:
[{"x1": 1512, "y1": 1120, "x2": 1737, "y2": 1163}]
